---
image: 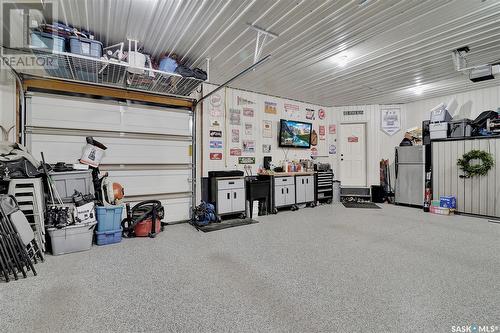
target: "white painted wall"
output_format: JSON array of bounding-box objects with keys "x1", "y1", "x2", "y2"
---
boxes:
[
  {"x1": 405, "y1": 85, "x2": 500, "y2": 129},
  {"x1": 201, "y1": 83, "x2": 337, "y2": 177},
  {"x1": 0, "y1": 69, "x2": 16, "y2": 142},
  {"x1": 331, "y1": 104, "x2": 407, "y2": 187}
]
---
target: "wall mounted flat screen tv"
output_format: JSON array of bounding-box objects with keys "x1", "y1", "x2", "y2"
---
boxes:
[{"x1": 279, "y1": 119, "x2": 312, "y2": 148}]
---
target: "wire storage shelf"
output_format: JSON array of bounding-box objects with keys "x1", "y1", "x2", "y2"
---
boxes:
[{"x1": 3, "y1": 48, "x2": 203, "y2": 97}]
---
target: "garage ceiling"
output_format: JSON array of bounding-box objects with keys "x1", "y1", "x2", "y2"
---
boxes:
[{"x1": 46, "y1": 0, "x2": 500, "y2": 106}]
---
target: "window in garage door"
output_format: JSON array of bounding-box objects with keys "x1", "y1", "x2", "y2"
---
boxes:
[{"x1": 25, "y1": 92, "x2": 194, "y2": 223}]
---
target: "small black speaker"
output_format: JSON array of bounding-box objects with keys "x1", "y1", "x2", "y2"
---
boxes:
[{"x1": 263, "y1": 156, "x2": 272, "y2": 170}]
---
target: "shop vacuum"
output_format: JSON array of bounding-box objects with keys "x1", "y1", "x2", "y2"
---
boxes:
[{"x1": 121, "y1": 200, "x2": 165, "y2": 238}]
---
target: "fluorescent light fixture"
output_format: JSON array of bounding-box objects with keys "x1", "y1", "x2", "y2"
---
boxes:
[
  {"x1": 330, "y1": 52, "x2": 350, "y2": 67},
  {"x1": 410, "y1": 85, "x2": 425, "y2": 95}
]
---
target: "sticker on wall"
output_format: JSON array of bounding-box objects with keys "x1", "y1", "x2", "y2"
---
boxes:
[
  {"x1": 348, "y1": 136, "x2": 359, "y2": 143},
  {"x1": 264, "y1": 101, "x2": 277, "y2": 114},
  {"x1": 262, "y1": 144, "x2": 271, "y2": 153},
  {"x1": 306, "y1": 108, "x2": 315, "y2": 120},
  {"x1": 319, "y1": 125, "x2": 325, "y2": 140},
  {"x1": 210, "y1": 153, "x2": 223, "y2": 160},
  {"x1": 237, "y1": 96, "x2": 255, "y2": 106},
  {"x1": 208, "y1": 93, "x2": 223, "y2": 117},
  {"x1": 311, "y1": 129, "x2": 318, "y2": 146},
  {"x1": 229, "y1": 108, "x2": 241, "y2": 125},
  {"x1": 231, "y1": 129, "x2": 240, "y2": 143},
  {"x1": 209, "y1": 140, "x2": 223, "y2": 149},
  {"x1": 238, "y1": 157, "x2": 255, "y2": 164},
  {"x1": 242, "y1": 140, "x2": 255, "y2": 153},
  {"x1": 329, "y1": 145, "x2": 336, "y2": 155},
  {"x1": 243, "y1": 107, "x2": 254, "y2": 117},
  {"x1": 318, "y1": 108, "x2": 326, "y2": 120},
  {"x1": 284, "y1": 103, "x2": 300, "y2": 119},
  {"x1": 381, "y1": 108, "x2": 401, "y2": 136},
  {"x1": 209, "y1": 130, "x2": 222, "y2": 138},
  {"x1": 310, "y1": 147, "x2": 318, "y2": 157},
  {"x1": 245, "y1": 123, "x2": 253, "y2": 136},
  {"x1": 210, "y1": 93, "x2": 222, "y2": 108},
  {"x1": 262, "y1": 120, "x2": 273, "y2": 138},
  {"x1": 328, "y1": 124, "x2": 336, "y2": 134},
  {"x1": 230, "y1": 148, "x2": 242, "y2": 156},
  {"x1": 211, "y1": 120, "x2": 221, "y2": 127}
]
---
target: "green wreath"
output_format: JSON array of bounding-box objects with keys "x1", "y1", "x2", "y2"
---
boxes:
[{"x1": 457, "y1": 150, "x2": 494, "y2": 178}]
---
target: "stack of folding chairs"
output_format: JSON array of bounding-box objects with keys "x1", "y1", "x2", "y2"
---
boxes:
[{"x1": 0, "y1": 195, "x2": 44, "y2": 282}]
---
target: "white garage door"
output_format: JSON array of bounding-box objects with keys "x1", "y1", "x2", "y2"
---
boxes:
[{"x1": 25, "y1": 92, "x2": 194, "y2": 223}]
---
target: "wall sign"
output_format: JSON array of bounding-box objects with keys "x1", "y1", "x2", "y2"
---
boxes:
[
  {"x1": 211, "y1": 120, "x2": 221, "y2": 127},
  {"x1": 239, "y1": 157, "x2": 255, "y2": 164},
  {"x1": 209, "y1": 130, "x2": 222, "y2": 138},
  {"x1": 381, "y1": 108, "x2": 401, "y2": 136},
  {"x1": 231, "y1": 129, "x2": 240, "y2": 143},
  {"x1": 329, "y1": 145, "x2": 336, "y2": 155},
  {"x1": 310, "y1": 147, "x2": 318, "y2": 157},
  {"x1": 348, "y1": 136, "x2": 359, "y2": 143},
  {"x1": 245, "y1": 123, "x2": 253, "y2": 136},
  {"x1": 237, "y1": 96, "x2": 255, "y2": 106},
  {"x1": 284, "y1": 103, "x2": 299, "y2": 119},
  {"x1": 262, "y1": 120, "x2": 272, "y2": 138},
  {"x1": 243, "y1": 107, "x2": 254, "y2": 117},
  {"x1": 262, "y1": 144, "x2": 271, "y2": 153},
  {"x1": 319, "y1": 125, "x2": 325, "y2": 140},
  {"x1": 209, "y1": 140, "x2": 223, "y2": 149},
  {"x1": 229, "y1": 108, "x2": 241, "y2": 125},
  {"x1": 306, "y1": 108, "x2": 315, "y2": 120},
  {"x1": 230, "y1": 148, "x2": 242, "y2": 156},
  {"x1": 329, "y1": 124, "x2": 336, "y2": 134},
  {"x1": 318, "y1": 109, "x2": 326, "y2": 120},
  {"x1": 209, "y1": 153, "x2": 222, "y2": 160},
  {"x1": 343, "y1": 110, "x2": 364, "y2": 116},
  {"x1": 264, "y1": 101, "x2": 277, "y2": 114},
  {"x1": 242, "y1": 140, "x2": 255, "y2": 153}
]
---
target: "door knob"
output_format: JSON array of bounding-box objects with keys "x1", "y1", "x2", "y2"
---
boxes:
[{"x1": 341, "y1": 159, "x2": 344, "y2": 161}]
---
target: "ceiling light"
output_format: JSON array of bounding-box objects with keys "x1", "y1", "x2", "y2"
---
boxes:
[
  {"x1": 330, "y1": 52, "x2": 350, "y2": 67},
  {"x1": 410, "y1": 85, "x2": 425, "y2": 95}
]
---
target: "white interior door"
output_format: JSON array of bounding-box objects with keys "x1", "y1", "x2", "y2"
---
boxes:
[{"x1": 339, "y1": 123, "x2": 366, "y2": 187}]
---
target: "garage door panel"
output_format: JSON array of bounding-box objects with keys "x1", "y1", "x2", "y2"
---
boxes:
[
  {"x1": 29, "y1": 95, "x2": 121, "y2": 130},
  {"x1": 106, "y1": 170, "x2": 191, "y2": 196},
  {"x1": 29, "y1": 134, "x2": 191, "y2": 165},
  {"x1": 123, "y1": 106, "x2": 191, "y2": 136},
  {"x1": 28, "y1": 92, "x2": 193, "y2": 223},
  {"x1": 124, "y1": 197, "x2": 191, "y2": 223},
  {"x1": 29, "y1": 95, "x2": 191, "y2": 136}
]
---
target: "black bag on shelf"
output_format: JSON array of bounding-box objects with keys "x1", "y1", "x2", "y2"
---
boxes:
[
  {"x1": 175, "y1": 65, "x2": 195, "y2": 78},
  {"x1": 193, "y1": 68, "x2": 207, "y2": 81}
]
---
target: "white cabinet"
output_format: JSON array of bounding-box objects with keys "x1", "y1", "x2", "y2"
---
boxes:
[
  {"x1": 296, "y1": 175, "x2": 315, "y2": 204},
  {"x1": 212, "y1": 177, "x2": 246, "y2": 216},
  {"x1": 274, "y1": 177, "x2": 295, "y2": 208}
]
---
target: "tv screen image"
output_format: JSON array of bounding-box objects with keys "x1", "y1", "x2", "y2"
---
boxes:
[{"x1": 279, "y1": 119, "x2": 312, "y2": 148}]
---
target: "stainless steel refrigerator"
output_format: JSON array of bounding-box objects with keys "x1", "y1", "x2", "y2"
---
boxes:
[{"x1": 395, "y1": 145, "x2": 425, "y2": 206}]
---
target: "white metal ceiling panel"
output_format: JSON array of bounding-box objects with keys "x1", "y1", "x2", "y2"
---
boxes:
[{"x1": 40, "y1": 0, "x2": 500, "y2": 106}]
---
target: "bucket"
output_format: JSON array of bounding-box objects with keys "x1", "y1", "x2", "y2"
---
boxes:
[
  {"x1": 80, "y1": 143, "x2": 105, "y2": 167},
  {"x1": 128, "y1": 51, "x2": 146, "y2": 74}
]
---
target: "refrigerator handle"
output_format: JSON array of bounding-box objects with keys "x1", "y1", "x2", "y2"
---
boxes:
[{"x1": 395, "y1": 149, "x2": 398, "y2": 178}]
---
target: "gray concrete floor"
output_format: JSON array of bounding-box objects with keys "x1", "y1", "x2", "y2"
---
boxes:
[{"x1": 1, "y1": 204, "x2": 499, "y2": 333}]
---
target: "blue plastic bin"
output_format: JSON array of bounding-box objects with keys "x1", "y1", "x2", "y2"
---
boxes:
[
  {"x1": 95, "y1": 228, "x2": 122, "y2": 246},
  {"x1": 68, "y1": 36, "x2": 103, "y2": 58},
  {"x1": 31, "y1": 31, "x2": 65, "y2": 52},
  {"x1": 440, "y1": 196, "x2": 456, "y2": 209},
  {"x1": 96, "y1": 206, "x2": 123, "y2": 232}
]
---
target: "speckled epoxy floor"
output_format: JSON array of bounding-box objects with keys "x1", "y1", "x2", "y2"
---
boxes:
[{"x1": 1, "y1": 204, "x2": 499, "y2": 333}]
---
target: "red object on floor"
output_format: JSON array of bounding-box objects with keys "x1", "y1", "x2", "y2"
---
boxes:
[{"x1": 134, "y1": 218, "x2": 161, "y2": 237}]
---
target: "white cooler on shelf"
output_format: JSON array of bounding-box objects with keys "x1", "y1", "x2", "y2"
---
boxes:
[{"x1": 429, "y1": 122, "x2": 448, "y2": 140}]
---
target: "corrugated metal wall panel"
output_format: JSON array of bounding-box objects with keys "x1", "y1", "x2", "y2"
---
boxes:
[{"x1": 432, "y1": 138, "x2": 500, "y2": 218}]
